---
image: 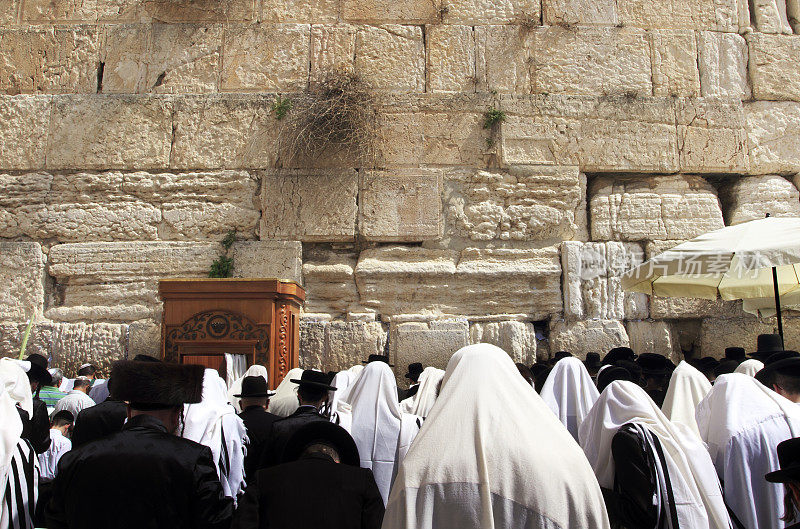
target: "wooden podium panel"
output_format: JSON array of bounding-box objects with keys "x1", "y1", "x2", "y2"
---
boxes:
[{"x1": 158, "y1": 279, "x2": 305, "y2": 389}]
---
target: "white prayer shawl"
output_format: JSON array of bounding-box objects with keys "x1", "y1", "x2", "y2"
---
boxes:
[
  {"x1": 267, "y1": 368, "x2": 303, "y2": 418},
  {"x1": 696, "y1": 373, "x2": 800, "y2": 529},
  {"x1": 399, "y1": 367, "x2": 445, "y2": 417},
  {"x1": 227, "y1": 365, "x2": 269, "y2": 413},
  {"x1": 734, "y1": 359, "x2": 764, "y2": 377},
  {"x1": 383, "y1": 344, "x2": 610, "y2": 529},
  {"x1": 332, "y1": 365, "x2": 366, "y2": 430},
  {"x1": 539, "y1": 357, "x2": 599, "y2": 441},
  {"x1": 328, "y1": 370, "x2": 354, "y2": 424},
  {"x1": 661, "y1": 361, "x2": 711, "y2": 438},
  {"x1": 0, "y1": 359, "x2": 30, "y2": 496},
  {"x1": 579, "y1": 381, "x2": 730, "y2": 529},
  {"x1": 183, "y1": 369, "x2": 247, "y2": 501},
  {"x1": 343, "y1": 361, "x2": 421, "y2": 505}
]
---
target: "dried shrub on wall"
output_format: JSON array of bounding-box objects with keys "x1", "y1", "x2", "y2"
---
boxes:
[{"x1": 276, "y1": 72, "x2": 378, "y2": 168}]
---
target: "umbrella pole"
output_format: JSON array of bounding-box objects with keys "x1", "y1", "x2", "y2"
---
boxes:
[{"x1": 772, "y1": 266, "x2": 785, "y2": 346}]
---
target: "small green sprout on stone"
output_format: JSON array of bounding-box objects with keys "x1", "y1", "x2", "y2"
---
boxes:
[
  {"x1": 209, "y1": 230, "x2": 237, "y2": 278},
  {"x1": 271, "y1": 95, "x2": 292, "y2": 120},
  {"x1": 483, "y1": 106, "x2": 506, "y2": 129}
]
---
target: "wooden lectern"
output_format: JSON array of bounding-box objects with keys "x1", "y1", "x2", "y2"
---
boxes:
[{"x1": 158, "y1": 279, "x2": 305, "y2": 389}]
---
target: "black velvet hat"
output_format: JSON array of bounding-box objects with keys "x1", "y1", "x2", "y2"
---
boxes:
[
  {"x1": 724, "y1": 347, "x2": 746, "y2": 362},
  {"x1": 281, "y1": 421, "x2": 360, "y2": 466},
  {"x1": 404, "y1": 362, "x2": 424, "y2": 380},
  {"x1": 132, "y1": 354, "x2": 161, "y2": 363},
  {"x1": 714, "y1": 360, "x2": 739, "y2": 378},
  {"x1": 597, "y1": 366, "x2": 634, "y2": 392},
  {"x1": 766, "y1": 437, "x2": 800, "y2": 483},
  {"x1": 636, "y1": 353, "x2": 673, "y2": 376},
  {"x1": 764, "y1": 350, "x2": 800, "y2": 365},
  {"x1": 751, "y1": 334, "x2": 786, "y2": 360},
  {"x1": 290, "y1": 370, "x2": 337, "y2": 392},
  {"x1": 759, "y1": 357, "x2": 800, "y2": 386},
  {"x1": 24, "y1": 354, "x2": 52, "y2": 386},
  {"x1": 584, "y1": 352, "x2": 601, "y2": 370},
  {"x1": 111, "y1": 361, "x2": 205, "y2": 408},
  {"x1": 553, "y1": 351, "x2": 573, "y2": 362},
  {"x1": 234, "y1": 376, "x2": 274, "y2": 398},
  {"x1": 362, "y1": 354, "x2": 394, "y2": 367},
  {"x1": 695, "y1": 356, "x2": 720, "y2": 372},
  {"x1": 602, "y1": 347, "x2": 637, "y2": 365}
]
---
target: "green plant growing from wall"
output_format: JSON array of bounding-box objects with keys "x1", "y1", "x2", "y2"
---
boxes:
[
  {"x1": 209, "y1": 230, "x2": 237, "y2": 278},
  {"x1": 271, "y1": 95, "x2": 292, "y2": 120},
  {"x1": 483, "y1": 106, "x2": 506, "y2": 129}
]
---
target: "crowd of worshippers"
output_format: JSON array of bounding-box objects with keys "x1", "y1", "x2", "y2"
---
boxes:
[{"x1": 4, "y1": 331, "x2": 800, "y2": 529}]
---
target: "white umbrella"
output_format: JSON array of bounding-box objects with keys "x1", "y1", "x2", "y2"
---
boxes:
[{"x1": 621, "y1": 216, "x2": 800, "y2": 344}]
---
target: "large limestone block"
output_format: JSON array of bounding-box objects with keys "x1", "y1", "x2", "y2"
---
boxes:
[
  {"x1": 748, "y1": 33, "x2": 800, "y2": 102},
  {"x1": 548, "y1": 319, "x2": 630, "y2": 358},
  {"x1": 746, "y1": 101, "x2": 800, "y2": 174},
  {"x1": 542, "y1": 0, "x2": 618, "y2": 25},
  {"x1": 300, "y1": 320, "x2": 387, "y2": 371},
  {"x1": 170, "y1": 95, "x2": 278, "y2": 169},
  {"x1": 616, "y1": 0, "x2": 738, "y2": 31},
  {"x1": 649, "y1": 30, "x2": 700, "y2": 97},
  {"x1": 561, "y1": 241, "x2": 648, "y2": 321},
  {"x1": 720, "y1": 175, "x2": 800, "y2": 225},
  {"x1": 355, "y1": 25, "x2": 424, "y2": 91},
  {"x1": 47, "y1": 95, "x2": 172, "y2": 170},
  {"x1": 302, "y1": 249, "x2": 360, "y2": 315},
  {"x1": 47, "y1": 241, "x2": 219, "y2": 321},
  {"x1": 589, "y1": 175, "x2": 724, "y2": 241},
  {"x1": 0, "y1": 0, "x2": 19, "y2": 24},
  {"x1": 135, "y1": 0, "x2": 256, "y2": 23},
  {"x1": 21, "y1": 0, "x2": 97, "y2": 23},
  {"x1": 440, "y1": 0, "x2": 539, "y2": 24},
  {"x1": 700, "y1": 316, "x2": 800, "y2": 357},
  {"x1": 698, "y1": 31, "x2": 750, "y2": 99},
  {"x1": 626, "y1": 320, "x2": 680, "y2": 359},
  {"x1": 0, "y1": 242, "x2": 45, "y2": 321},
  {"x1": 469, "y1": 320, "x2": 536, "y2": 364},
  {"x1": 427, "y1": 25, "x2": 476, "y2": 94},
  {"x1": 0, "y1": 27, "x2": 100, "y2": 94},
  {"x1": 749, "y1": 0, "x2": 793, "y2": 33},
  {"x1": 231, "y1": 240, "x2": 302, "y2": 283},
  {"x1": 474, "y1": 25, "x2": 533, "y2": 94},
  {"x1": 391, "y1": 320, "x2": 468, "y2": 373},
  {"x1": 359, "y1": 170, "x2": 442, "y2": 242},
  {"x1": 533, "y1": 27, "x2": 652, "y2": 97},
  {"x1": 261, "y1": 0, "x2": 338, "y2": 22},
  {"x1": 0, "y1": 96, "x2": 50, "y2": 170},
  {"x1": 342, "y1": 0, "x2": 439, "y2": 23},
  {"x1": 444, "y1": 166, "x2": 586, "y2": 243},
  {"x1": 261, "y1": 170, "x2": 357, "y2": 242},
  {"x1": 128, "y1": 319, "x2": 161, "y2": 359},
  {"x1": 221, "y1": 24, "x2": 310, "y2": 92},
  {"x1": 310, "y1": 24, "x2": 358, "y2": 79},
  {"x1": 676, "y1": 98, "x2": 748, "y2": 173}
]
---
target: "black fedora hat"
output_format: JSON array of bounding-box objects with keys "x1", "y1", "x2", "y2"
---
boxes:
[
  {"x1": 290, "y1": 370, "x2": 337, "y2": 392},
  {"x1": 362, "y1": 354, "x2": 394, "y2": 367},
  {"x1": 553, "y1": 351, "x2": 573, "y2": 362},
  {"x1": 234, "y1": 375, "x2": 274, "y2": 398},
  {"x1": 714, "y1": 360, "x2": 739, "y2": 377},
  {"x1": 404, "y1": 363, "x2": 423, "y2": 379},
  {"x1": 132, "y1": 354, "x2": 161, "y2": 363},
  {"x1": 602, "y1": 347, "x2": 637, "y2": 365},
  {"x1": 23, "y1": 355, "x2": 52, "y2": 386},
  {"x1": 765, "y1": 350, "x2": 800, "y2": 365},
  {"x1": 766, "y1": 437, "x2": 800, "y2": 483},
  {"x1": 281, "y1": 421, "x2": 360, "y2": 466},
  {"x1": 636, "y1": 353, "x2": 673, "y2": 376},
  {"x1": 751, "y1": 333, "x2": 786, "y2": 360},
  {"x1": 584, "y1": 352, "x2": 601, "y2": 370},
  {"x1": 597, "y1": 366, "x2": 634, "y2": 392},
  {"x1": 724, "y1": 347, "x2": 746, "y2": 362}
]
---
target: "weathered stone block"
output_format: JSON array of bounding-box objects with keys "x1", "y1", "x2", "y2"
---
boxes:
[
  {"x1": 302, "y1": 249, "x2": 360, "y2": 315},
  {"x1": 47, "y1": 242, "x2": 219, "y2": 321},
  {"x1": 231, "y1": 240, "x2": 303, "y2": 283},
  {"x1": 391, "y1": 319, "x2": 469, "y2": 373},
  {"x1": 533, "y1": 27, "x2": 652, "y2": 96},
  {"x1": 720, "y1": 175, "x2": 800, "y2": 224},
  {"x1": 301, "y1": 320, "x2": 387, "y2": 371},
  {"x1": 310, "y1": 24, "x2": 358, "y2": 79},
  {"x1": 359, "y1": 170, "x2": 442, "y2": 242},
  {"x1": 261, "y1": 0, "x2": 338, "y2": 22},
  {"x1": 0, "y1": 96, "x2": 50, "y2": 170},
  {"x1": 746, "y1": 101, "x2": 800, "y2": 174},
  {"x1": 440, "y1": 0, "x2": 539, "y2": 24},
  {"x1": 0, "y1": 242, "x2": 45, "y2": 321},
  {"x1": 469, "y1": 321, "x2": 536, "y2": 364},
  {"x1": 342, "y1": 0, "x2": 439, "y2": 23},
  {"x1": 47, "y1": 95, "x2": 172, "y2": 170},
  {"x1": 427, "y1": 25, "x2": 476, "y2": 93},
  {"x1": 474, "y1": 25, "x2": 533, "y2": 94},
  {"x1": 261, "y1": 170, "x2": 357, "y2": 242},
  {"x1": 355, "y1": 25, "x2": 424, "y2": 91},
  {"x1": 221, "y1": 24, "x2": 309, "y2": 92},
  {"x1": 626, "y1": 320, "x2": 680, "y2": 360},
  {"x1": 748, "y1": 33, "x2": 800, "y2": 102},
  {"x1": 615, "y1": 0, "x2": 738, "y2": 31},
  {"x1": 589, "y1": 175, "x2": 724, "y2": 241},
  {"x1": 0, "y1": 0, "x2": 19, "y2": 24},
  {"x1": 649, "y1": 29, "x2": 700, "y2": 97},
  {"x1": 542, "y1": 0, "x2": 618, "y2": 25},
  {"x1": 444, "y1": 166, "x2": 586, "y2": 243},
  {"x1": 128, "y1": 319, "x2": 161, "y2": 359},
  {"x1": 676, "y1": 98, "x2": 748, "y2": 173},
  {"x1": 698, "y1": 31, "x2": 750, "y2": 99},
  {"x1": 548, "y1": 319, "x2": 630, "y2": 358},
  {"x1": 100, "y1": 24, "x2": 149, "y2": 93},
  {"x1": 137, "y1": 0, "x2": 256, "y2": 23},
  {"x1": 750, "y1": 0, "x2": 793, "y2": 33},
  {"x1": 21, "y1": 0, "x2": 97, "y2": 22},
  {"x1": 700, "y1": 316, "x2": 800, "y2": 357}
]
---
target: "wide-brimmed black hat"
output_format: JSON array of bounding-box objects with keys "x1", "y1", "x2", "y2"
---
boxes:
[
  {"x1": 765, "y1": 350, "x2": 800, "y2": 365},
  {"x1": 281, "y1": 421, "x2": 360, "y2": 466},
  {"x1": 692, "y1": 356, "x2": 720, "y2": 373},
  {"x1": 751, "y1": 334, "x2": 786, "y2": 360},
  {"x1": 637, "y1": 353, "x2": 673, "y2": 376},
  {"x1": 362, "y1": 354, "x2": 394, "y2": 367},
  {"x1": 234, "y1": 375, "x2": 275, "y2": 398},
  {"x1": 291, "y1": 370, "x2": 337, "y2": 392},
  {"x1": 405, "y1": 363, "x2": 423, "y2": 379},
  {"x1": 132, "y1": 354, "x2": 161, "y2": 363},
  {"x1": 597, "y1": 366, "x2": 634, "y2": 392},
  {"x1": 111, "y1": 361, "x2": 204, "y2": 408},
  {"x1": 766, "y1": 437, "x2": 800, "y2": 483},
  {"x1": 714, "y1": 360, "x2": 739, "y2": 377},
  {"x1": 725, "y1": 347, "x2": 746, "y2": 362},
  {"x1": 24, "y1": 354, "x2": 52, "y2": 386},
  {"x1": 759, "y1": 356, "x2": 800, "y2": 385},
  {"x1": 602, "y1": 347, "x2": 637, "y2": 365},
  {"x1": 584, "y1": 353, "x2": 601, "y2": 370},
  {"x1": 553, "y1": 351, "x2": 573, "y2": 362}
]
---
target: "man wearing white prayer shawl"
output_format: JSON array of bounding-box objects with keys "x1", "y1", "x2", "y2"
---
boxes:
[
  {"x1": 539, "y1": 357, "x2": 599, "y2": 441},
  {"x1": 383, "y1": 344, "x2": 611, "y2": 529},
  {"x1": 734, "y1": 359, "x2": 764, "y2": 377},
  {"x1": 331, "y1": 365, "x2": 365, "y2": 428},
  {"x1": 227, "y1": 364, "x2": 269, "y2": 413},
  {"x1": 342, "y1": 361, "x2": 421, "y2": 505},
  {"x1": 267, "y1": 368, "x2": 303, "y2": 418},
  {"x1": 579, "y1": 380, "x2": 730, "y2": 529},
  {"x1": 696, "y1": 373, "x2": 800, "y2": 529},
  {"x1": 183, "y1": 369, "x2": 248, "y2": 502},
  {"x1": 661, "y1": 361, "x2": 711, "y2": 439},
  {"x1": 399, "y1": 367, "x2": 445, "y2": 417}
]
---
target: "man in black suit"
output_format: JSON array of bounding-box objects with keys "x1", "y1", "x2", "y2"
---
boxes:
[
  {"x1": 400, "y1": 362, "x2": 424, "y2": 401},
  {"x1": 71, "y1": 376, "x2": 127, "y2": 447},
  {"x1": 236, "y1": 375, "x2": 280, "y2": 478},
  {"x1": 232, "y1": 421, "x2": 384, "y2": 529}
]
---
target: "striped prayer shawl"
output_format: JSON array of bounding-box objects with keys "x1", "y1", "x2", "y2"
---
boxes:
[{"x1": 1, "y1": 438, "x2": 38, "y2": 529}]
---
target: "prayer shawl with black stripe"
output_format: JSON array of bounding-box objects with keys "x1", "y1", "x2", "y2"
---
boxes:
[{"x1": 1, "y1": 437, "x2": 38, "y2": 529}]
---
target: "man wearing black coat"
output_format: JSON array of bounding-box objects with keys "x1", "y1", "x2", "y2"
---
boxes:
[
  {"x1": 233, "y1": 421, "x2": 384, "y2": 529},
  {"x1": 235, "y1": 375, "x2": 280, "y2": 479},
  {"x1": 46, "y1": 361, "x2": 233, "y2": 529},
  {"x1": 21, "y1": 354, "x2": 53, "y2": 453}
]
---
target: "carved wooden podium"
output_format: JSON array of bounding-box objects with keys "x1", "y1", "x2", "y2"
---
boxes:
[{"x1": 158, "y1": 279, "x2": 305, "y2": 389}]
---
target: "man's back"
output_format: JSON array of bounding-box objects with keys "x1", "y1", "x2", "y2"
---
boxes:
[
  {"x1": 261, "y1": 407, "x2": 327, "y2": 467},
  {"x1": 54, "y1": 390, "x2": 95, "y2": 417},
  {"x1": 238, "y1": 406, "x2": 280, "y2": 477},
  {"x1": 71, "y1": 399, "x2": 127, "y2": 448},
  {"x1": 46, "y1": 414, "x2": 233, "y2": 529}
]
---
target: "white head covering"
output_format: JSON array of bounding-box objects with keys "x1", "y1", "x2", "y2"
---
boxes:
[
  {"x1": 399, "y1": 367, "x2": 445, "y2": 417},
  {"x1": 227, "y1": 364, "x2": 269, "y2": 413},
  {"x1": 580, "y1": 381, "x2": 730, "y2": 529},
  {"x1": 267, "y1": 368, "x2": 303, "y2": 418},
  {"x1": 696, "y1": 373, "x2": 800, "y2": 529},
  {"x1": 733, "y1": 359, "x2": 764, "y2": 377},
  {"x1": 383, "y1": 344, "x2": 610, "y2": 529},
  {"x1": 539, "y1": 357, "x2": 599, "y2": 441},
  {"x1": 331, "y1": 365, "x2": 367, "y2": 429},
  {"x1": 661, "y1": 361, "x2": 711, "y2": 438},
  {"x1": 182, "y1": 369, "x2": 247, "y2": 501},
  {"x1": 0, "y1": 359, "x2": 30, "y2": 474}
]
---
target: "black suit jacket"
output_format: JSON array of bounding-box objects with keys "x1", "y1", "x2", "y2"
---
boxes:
[
  {"x1": 231, "y1": 454, "x2": 384, "y2": 529},
  {"x1": 259, "y1": 406, "x2": 328, "y2": 468},
  {"x1": 46, "y1": 414, "x2": 233, "y2": 529},
  {"x1": 71, "y1": 399, "x2": 128, "y2": 448},
  {"x1": 20, "y1": 398, "x2": 51, "y2": 454},
  {"x1": 238, "y1": 406, "x2": 280, "y2": 479}
]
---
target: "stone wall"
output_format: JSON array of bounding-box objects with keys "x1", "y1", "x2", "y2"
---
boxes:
[{"x1": 2, "y1": 0, "x2": 800, "y2": 376}]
